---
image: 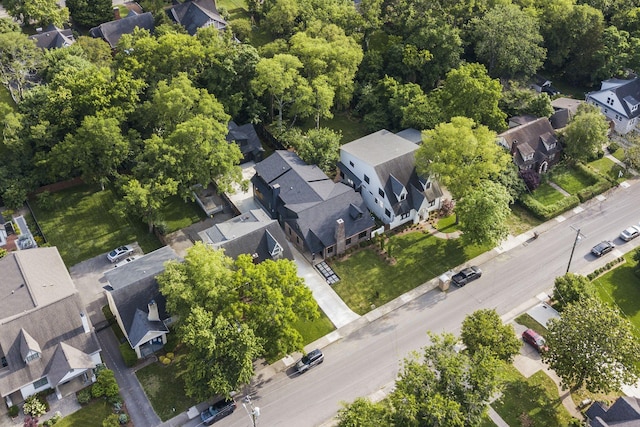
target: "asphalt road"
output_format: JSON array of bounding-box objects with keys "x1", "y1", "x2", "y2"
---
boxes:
[{"x1": 201, "y1": 181, "x2": 640, "y2": 427}]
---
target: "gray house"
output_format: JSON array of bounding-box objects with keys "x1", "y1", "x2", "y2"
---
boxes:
[
  {"x1": 198, "y1": 209, "x2": 293, "y2": 263},
  {"x1": 167, "y1": 0, "x2": 227, "y2": 35},
  {"x1": 104, "y1": 246, "x2": 181, "y2": 359},
  {"x1": 29, "y1": 26, "x2": 75, "y2": 49},
  {"x1": 252, "y1": 151, "x2": 375, "y2": 259},
  {"x1": 227, "y1": 121, "x2": 264, "y2": 164},
  {"x1": 0, "y1": 248, "x2": 101, "y2": 407},
  {"x1": 497, "y1": 117, "x2": 562, "y2": 173},
  {"x1": 586, "y1": 397, "x2": 640, "y2": 426},
  {"x1": 89, "y1": 11, "x2": 154, "y2": 48}
]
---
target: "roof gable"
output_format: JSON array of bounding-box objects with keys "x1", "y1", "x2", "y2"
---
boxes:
[
  {"x1": 29, "y1": 27, "x2": 75, "y2": 49},
  {"x1": 168, "y1": 0, "x2": 227, "y2": 35},
  {"x1": 104, "y1": 246, "x2": 180, "y2": 291},
  {"x1": 89, "y1": 12, "x2": 155, "y2": 48}
]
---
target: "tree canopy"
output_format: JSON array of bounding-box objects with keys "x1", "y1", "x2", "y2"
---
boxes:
[
  {"x1": 461, "y1": 309, "x2": 521, "y2": 362},
  {"x1": 543, "y1": 297, "x2": 640, "y2": 392},
  {"x1": 562, "y1": 103, "x2": 610, "y2": 162},
  {"x1": 416, "y1": 116, "x2": 511, "y2": 200}
]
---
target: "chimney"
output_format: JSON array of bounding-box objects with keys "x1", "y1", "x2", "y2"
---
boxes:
[
  {"x1": 335, "y1": 218, "x2": 346, "y2": 255},
  {"x1": 80, "y1": 312, "x2": 90, "y2": 334},
  {"x1": 270, "y1": 184, "x2": 280, "y2": 216},
  {"x1": 148, "y1": 300, "x2": 159, "y2": 322},
  {"x1": 113, "y1": 7, "x2": 121, "y2": 20}
]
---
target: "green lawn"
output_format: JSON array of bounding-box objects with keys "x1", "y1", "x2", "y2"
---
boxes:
[
  {"x1": 298, "y1": 111, "x2": 372, "y2": 143},
  {"x1": 293, "y1": 312, "x2": 335, "y2": 344},
  {"x1": 55, "y1": 399, "x2": 112, "y2": 427},
  {"x1": 507, "y1": 203, "x2": 542, "y2": 236},
  {"x1": 550, "y1": 165, "x2": 595, "y2": 195},
  {"x1": 492, "y1": 364, "x2": 574, "y2": 427},
  {"x1": 136, "y1": 353, "x2": 198, "y2": 421},
  {"x1": 588, "y1": 156, "x2": 629, "y2": 183},
  {"x1": 330, "y1": 231, "x2": 489, "y2": 314},
  {"x1": 436, "y1": 214, "x2": 459, "y2": 232},
  {"x1": 611, "y1": 147, "x2": 626, "y2": 162},
  {"x1": 161, "y1": 195, "x2": 207, "y2": 233},
  {"x1": 593, "y1": 252, "x2": 640, "y2": 334},
  {"x1": 514, "y1": 313, "x2": 548, "y2": 335},
  {"x1": 30, "y1": 184, "x2": 163, "y2": 266},
  {"x1": 531, "y1": 182, "x2": 566, "y2": 206}
]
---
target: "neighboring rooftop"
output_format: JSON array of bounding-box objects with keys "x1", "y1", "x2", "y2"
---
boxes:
[
  {"x1": 104, "y1": 246, "x2": 181, "y2": 291},
  {"x1": 341, "y1": 130, "x2": 418, "y2": 167},
  {"x1": 29, "y1": 26, "x2": 75, "y2": 49},
  {"x1": 89, "y1": 11, "x2": 154, "y2": 48}
]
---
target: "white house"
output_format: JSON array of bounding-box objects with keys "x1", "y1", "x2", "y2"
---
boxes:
[
  {"x1": 338, "y1": 129, "x2": 443, "y2": 229},
  {"x1": 586, "y1": 78, "x2": 640, "y2": 134}
]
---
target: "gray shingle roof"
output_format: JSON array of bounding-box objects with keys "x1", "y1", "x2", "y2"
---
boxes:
[
  {"x1": 586, "y1": 397, "x2": 640, "y2": 426},
  {"x1": 0, "y1": 294, "x2": 100, "y2": 396},
  {"x1": 89, "y1": 12, "x2": 154, "y2": 48},
  {"x1": 497, "y1": 117, "x2": 561, "y2": 169},
  {"x1": 198, "y1": 210, "x2": 293, "y2": 262},
  {"x1": 104, "y1": 247, "x2": 179, "y2": 348},
  {"x1": 167, "y1": 0, "x2": 227, "y2": 35},
  {"x1": 29, "y1": 27, "x2": 75, "y2": 49},
  {"x1": 227, "y1": 121, "x2": 264, "y2": 161}
]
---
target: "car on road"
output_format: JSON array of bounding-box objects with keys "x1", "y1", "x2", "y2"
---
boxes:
[
  {"x1": 451, "y1": 266, "x2": 482, "y2": 287},
  {"x1": 295, "y1": 349, "x2": 324, "y2": 374},
  {"x1": 107, "y1": 245, "x2": 134, "y2": 263},
  {"x1": 591, "y1": 241, "x2": 615, "y2": 257},
  {"x1": 200, "y1": 399, "x2": 236, "y2": 425},
  {"x1": 522, "y1": 329, "x2": 548, "y2": 353},
  {"x1": 620, "y1": 225, "x2": 640, "y2": 242}
]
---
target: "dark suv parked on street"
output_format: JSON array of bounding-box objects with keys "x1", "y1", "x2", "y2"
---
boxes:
[{"x1": 200, "y1": 399, "x2": 236, "y2": 425}]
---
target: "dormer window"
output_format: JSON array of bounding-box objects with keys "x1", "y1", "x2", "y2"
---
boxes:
[
  {"x1": 400, "y1": 193, "x2": 406, "y2": 201},
  {"x1": 25, "y1": 351, "x2": 41, "y2": 363}
]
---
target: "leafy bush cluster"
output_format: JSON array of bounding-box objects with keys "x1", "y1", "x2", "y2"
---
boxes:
[
  {"x1": 76, "y1": 388, "x2": 92, "y2": 405},
  {"x1": 519, "y1": 193, "x2": 580, "y2": 220},
  {"x1": 587, "y1": 257, "x2": 625, "y2": 280},
  {"x1": 574, "y1": 163, "x2": 614, "y2": 202},
  {"x1": 91, "y1": 368, "x2": 120, "y2": 400},
  {"x1": 23, "y1": 395, "x2": 47, "y2": 417},
  {"x1": 42, "y1": 411, "x2": 62, "y2": 426}
]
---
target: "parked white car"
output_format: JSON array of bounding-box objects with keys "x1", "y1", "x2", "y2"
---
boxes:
[
  {"x1": 114, "y1": 255, "x2": 138, "y2": 268},
  {"x1": 107, "y1": 245, "x2": 134, "y2": 263},
  {"x1": 620, "y1": 225, "x2": 640, "y2": 242}
]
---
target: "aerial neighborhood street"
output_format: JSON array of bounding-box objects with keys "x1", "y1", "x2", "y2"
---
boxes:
[{"x1": 2, "y1": 0, "x2": 640, "y2": 425}]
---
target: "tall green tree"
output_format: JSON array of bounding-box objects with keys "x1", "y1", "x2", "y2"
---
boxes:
[
  {"x1": 115, "y1": 174, "x2": 178, "y2": 232},
  {"x1": 416, "y1": 116, "x2": 511, "y2": 200},
  {"x1": 389, "y1": 333, "x2": 502, "y2": 426},
  {"x1": 66, "y1": 0, "x2": 112, "y2": 28},
  {"x1": 336, "y1": 398, "x2": 390, "y2": 427},
  {"x1": 49, "y1": 115, "x2": 129, "y2": 189},
  {"x1": 561, "y1": 103, "x2": 609, "y2": 162},
  {"x1": 543, "y1": 297, "x2": 640, "y2": 392},
  {"x1": 437, "y1": 63, "x2": 507, "y2": 132},
  {"x1": 624, "y1": 133, "x2": 640, "y2": 170},
  {"x1": 178, "y1": 308, "x2": 263, "y2": 400},
  {"x1": 471, "y1": 4, "x2": 546, "y2": 79},
  {"x1": 282, "y1": 127, "x2": 342, "y2": 175},
  {"x1": 456, "y1": 180, "x2": 512, "y2": 247},
  {"x1": 3, "y1": 0, "x2": 69, "y2": 27},
  {"x1": 552, "y1": 273, "x2": 596, "y2": 311},
  {"x1": 500, "y1": 83, "x2": 554, "y2": 119},
  {"x1": 0, "y1": 30, "x2": 42, "y2": 102},
  {"x1": 252, "y1": 54, "x2": 312, "y2": 132},
  {"x1": 461, "y1": 309, "x2": 521, "y2": 362}
]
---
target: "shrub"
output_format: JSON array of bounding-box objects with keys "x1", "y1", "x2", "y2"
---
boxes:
[
  {"x1": 230, "y1": 18, "x2": 252, "y2": 41},
  {"x1": 42, "y1": 411, "x2": 61, "y2": 426},
  {"x1": 608, "y1": 142, "x2": 620, "y2": 153},
  {"x1": 118, "y1": 413, "x2": 129, "y2": 424},
  {"x1": 92, "y1": 369, "x2": 119, "y2": 399},
  {"x1": 36, "y1": 191, "x2": 54, "y2": 210},
  {"x1": 8, "y1": 405, "x2": 19, "y2": 418},
  {"x1": 166, "y1": 352, "x2": 174, "y2": 360},
  {"x1": 23, "y1": 395, "x2": 47, "y2": 417},
  {"x1": 577, "y1": 180, "x2": 612, "y2": 202},
  {"x1": 439, "y1": 199, "x2": 455, "y2": 217},
  {"x1": 520, "y1": 169, "x2": 541, "y2": 191},
  {"x1": 120, "y1": 344, "x2": 138, "y2": 367},
  {"x1": 112, "y1": 401, "x2": 123, "y2": 413},
  {"x1": 103, "y1": 414, "x2": 120, "y2": 427},
  {"x1": 77, "y1": 389, "x2": 92, "y2": 405},
  {"x1": 519, "y1": 193, "x2": 580, "y2": 220}
]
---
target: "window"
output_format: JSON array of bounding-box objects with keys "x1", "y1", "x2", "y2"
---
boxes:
[
  {"x1": 346, "y1": 238, "x2": 352, "y2": 245},
  {"x1": 1, "y1": 356, "x2": 7, "y2": 368},
  {"x1": 33, "y1": 377, "x2": 48, "y2": 389},
  {"x1": 349, "y1": 161, "x2": 354, "y2": 167},
  {"x1": 327, "y1": 246, "x2": 334, "y2": 254},
  {"x1": 385, "y1": 208, "x2": 391, "y2": 217},
  {"x1": 358, "y1": 231, "x2": 367, "y2": 239},
  {"x1": 401, "y1": 212, "x2": 410, "y2": 219},
  {"x1": 26, "y1": 352, "x2": 40, "y2": 363},
  {"x1": 364, "y1": 175, "x2": 370, "y2": 184},
  {"x1": 378, "y1": 188, "x2": 384, "y2": 198},
  {"x1": 296, "y1": 236, "x2": 299, "y2": 243},
  {"x1": 425, "y1": 181, "x2": 431, "y2": 189},
  {"x1": 429, "y1": 200, "x2": 436, "y2": 207},
  {"x1": 399, "y1": 193, "x2": 406, "y2": 201}
]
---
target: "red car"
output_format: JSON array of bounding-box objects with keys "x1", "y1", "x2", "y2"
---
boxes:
[{"x1": 522, "y1": 329, "x2": 548, "y2": 353}]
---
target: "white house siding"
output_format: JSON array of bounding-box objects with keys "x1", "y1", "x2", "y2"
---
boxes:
[{"x1": 587, "y1": 82, "x2": 640, "y2": 135}]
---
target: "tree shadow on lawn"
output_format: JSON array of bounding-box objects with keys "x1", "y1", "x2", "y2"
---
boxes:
[
  {"x1": 494, "y1": 375, "x2": 568, "y2": 426},
  {"x1": 595, "y1": 265, "x2": 640, "y2": 319}
]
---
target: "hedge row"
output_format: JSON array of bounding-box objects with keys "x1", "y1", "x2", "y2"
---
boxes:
[
  {"x1": 587, "y1": 257, "x2": 625, "y2": 280},
  {"x1": 519, "y1": 193, "x2": 581, "y2": 221},
  {"x1": 573, "y1": 163, "x2": 614, "y2": 203}
]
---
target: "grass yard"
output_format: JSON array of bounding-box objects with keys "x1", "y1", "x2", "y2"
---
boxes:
[
  {"x1": 30, "y1": 184, "x2": 163, "y2": 266},
  {"x1": 507, "y1": 203, "x2": 542, "y2": 236},
  {"x1": 588, "y1": 156, "x2": 629, "y2": 183},
  {"x1": 436, "y1": 214, "x2": 459, "y2": 232},
  {"x1": 330, "y1": 231, "x2": 489, "y2": 314},
  {"x1": 492, "y1": 364, "x2": 574, "y2": 427},
  {"x1": 161, "y1": 195, "x2": 207, "y2": 233},
  {"x1": 55, "y1": 399, "x2": 112, "y2": 427},
  {"x1": 531, "y1": 182, "x2": 566, "y2": 206},
  {"x1": 610, "y1": 147, "x2": 626, "y2": 162},
  {"x1": 550, "y1": 165, "x2": 595, "y2": 195},
  {"x1": 515, "y1": 313, "x2": 548, "y2": 335},
  {"x1": 136, "y1": 352, "x2": 198, "y2": 421},
  {"x1": 592, "y1": 251, "x2": 640, "y2": 336},
  {"x1": 292, "y1": 312, "x2": 335, "y2": 345},
  {"x1": 298, "y1": 111, "x2": 372, "y2": 143}
]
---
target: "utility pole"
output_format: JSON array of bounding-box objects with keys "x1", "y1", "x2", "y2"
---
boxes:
[
  {"x1": 566, "y1": 226, "x2": 585, "y2": 273},
  {"x1": 242, "y1": 395, "x2": 260, "y2": 427}
]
